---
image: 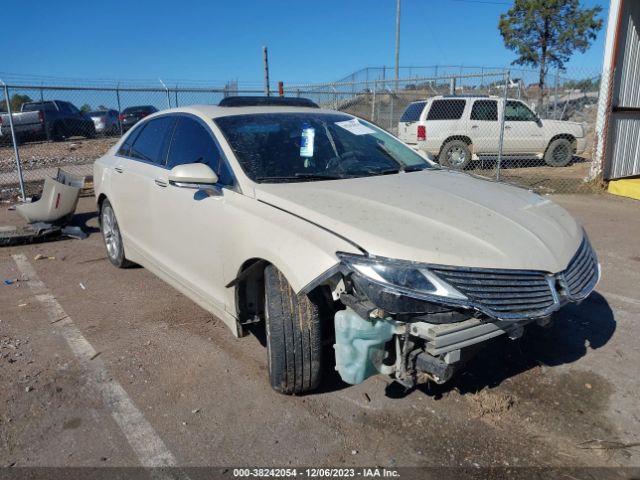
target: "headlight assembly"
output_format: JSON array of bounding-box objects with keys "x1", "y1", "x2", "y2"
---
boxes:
[{"x1": 336, "y1": 252, "x2": 467, "y2": 302}]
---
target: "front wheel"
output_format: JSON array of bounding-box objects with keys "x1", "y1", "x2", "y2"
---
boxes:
[
  {"x1": 264, "y1": 265, "x2": 322, "y2": 394},
  {"x1": 544, "y1": 138, "x2": 573, "y2": 167},
  {"x1": 100, "y1": 199, "x2": 133, "y2": 268},
  {"x1": 439, "y1": 140, "x2": 472, "y2": 169}
]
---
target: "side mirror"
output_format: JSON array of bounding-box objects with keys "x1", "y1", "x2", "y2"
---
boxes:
[{"x1": 168, "y1": 163, "x2": 219, "y2": 188}]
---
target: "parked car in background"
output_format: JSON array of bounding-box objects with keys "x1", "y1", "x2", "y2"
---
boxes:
[
  {"x1": 94, "y1": 97, "x2": 599, "y2": 395},
  {"x1": 87, "y1": 110, "x2": 120, "y2": 136},
  {"x1": 0, "y1": 100, "x2": 96, "y2": 142},
  {"x1": 398, "y1": 95, "x2": 586, "y2": 168},
  {"x1": 119, "y1": 105, "x2": 158, "y2": 131}
]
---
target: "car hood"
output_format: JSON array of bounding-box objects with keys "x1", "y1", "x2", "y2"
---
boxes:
[
  {"x1": 542, "y1": 119, "x2": 584, "y2": 135},
  {"x1": 254, "y1": 170, "x2": 583, "y2": 273}
]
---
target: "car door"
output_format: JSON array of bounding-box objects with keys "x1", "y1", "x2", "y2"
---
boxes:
[
  {"x1": 469, "y1": 99, "x2": 500, "y2": 154},
  {"x1": 425, "y1": 99, "x2": 467, "y2": 154},
  {"x1": 109, "y1": 116, "x2": 176, "y2": 260},
  {"x1": 150, "y1": 115, "x2": 233, "y2": 308},
  {"x1": 398, "y1": 101, "x2": 426, "y2": 144},
  {"x1": 60, "y1": 102, "x2": 84, "y2": 136},
  {"x1": 502, "y1": 100, "x2": 545, "y2": 153}
]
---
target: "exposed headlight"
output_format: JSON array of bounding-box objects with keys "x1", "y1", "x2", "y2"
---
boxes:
[{"x1": 336, "y1": 252, "x2": 467, "y2": 301}]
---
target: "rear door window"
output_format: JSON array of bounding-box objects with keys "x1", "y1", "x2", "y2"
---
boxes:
[
  {"x1": 470, "y1": 100, "x2": 498, "y2": 121},
  {"x1": 505, "y1": 101, "x2": 537, "y2": 121},
  {"x1": 426, "y1": 99, "x2": 466, "y2": 120},
  {"x1": 22, "y1": 102, "x2": 56, "y2": 112},
  {"x1": 128, "y1": 116, "x2": 176, "y2": 165},
  {"x1": 400, "y1": 102, "x2": 426, "y2": 122}
]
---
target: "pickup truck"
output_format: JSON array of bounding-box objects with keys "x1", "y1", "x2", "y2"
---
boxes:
[
  {"x1": 0, "y1": 100, "x2": 96, "y2": 143},
  {"x1": 397, "y1": 95, "x2": 586, "y2": 168}
]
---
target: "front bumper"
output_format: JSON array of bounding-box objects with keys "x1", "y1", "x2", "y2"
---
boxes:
[
  {"x1": 333, "y1": 237, "x2": 600, "y2": 386},
  {"x1": 575, "y1": 136, "x2": 587, "y2": 155}
]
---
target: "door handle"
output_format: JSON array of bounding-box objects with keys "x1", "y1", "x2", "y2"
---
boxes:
[
  {"x1": 504, "y1": 125, "x2": 512, "y2": 130},
  {"x1": 114, "y1": 166, "x2": 124, "y2": 173},
  {"x1": 154, "y1": 179, "x2": 168, "y2": 188},
  {"x1": 471, "y1": 125, "x2": 479, "y2": 129}
]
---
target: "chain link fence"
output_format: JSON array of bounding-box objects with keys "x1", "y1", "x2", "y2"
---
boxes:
[
  {"x1": 288, "y1": 68, "x2": 602, "y2": 194},
  {"x1": 0, "y1": 68, "x2": 603, "y2": 201}
]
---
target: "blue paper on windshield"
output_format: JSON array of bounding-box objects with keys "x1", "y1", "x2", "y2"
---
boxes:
[{"x1": 300, "y1": 126, "x2": 315, "y2": 157}]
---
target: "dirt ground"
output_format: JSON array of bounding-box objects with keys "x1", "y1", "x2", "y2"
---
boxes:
[{"x1": 0, "y1": 193, "x2": 639, "y2": 477}]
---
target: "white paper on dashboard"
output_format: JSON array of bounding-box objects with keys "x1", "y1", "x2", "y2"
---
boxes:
[{"x1": 335, "y1": 119, "x2": 375, "y2": 135}]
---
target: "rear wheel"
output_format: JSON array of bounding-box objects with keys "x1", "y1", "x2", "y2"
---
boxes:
[
  {"x1": 439, "y1": 140, "x2": 472, "y2": 169},
  {"x1": 264, "y1": 265, "x2": 322, "y2": 394},
  {"x1": 100, "y1": 199, "x2": 133, "y2": 268},
  {"x1": 544, "y1": 138, "x2": 573, "y2": 167},
  {"x1": 51, "y1": 123, "x2": 67, "y2": 141}
]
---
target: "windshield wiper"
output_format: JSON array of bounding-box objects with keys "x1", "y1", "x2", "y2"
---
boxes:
[
  {"x1": 255, "y1": 173, "x2": 348, "y2": 182},
  {"x1": 402, "y1": 165, "x2": 428, "y2": 172}
]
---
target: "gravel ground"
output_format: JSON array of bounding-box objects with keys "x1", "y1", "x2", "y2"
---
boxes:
[
  {"x1": 0, "y1": 193, "x2": 638, "y2": 478},
  {"x1": 0, "y1": 137, "x2": 117, "y2": 175}
]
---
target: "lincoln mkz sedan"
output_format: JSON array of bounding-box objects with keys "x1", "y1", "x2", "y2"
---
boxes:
[{"x1": 94, "y1": 96, "x2": 600, "y2": 394}]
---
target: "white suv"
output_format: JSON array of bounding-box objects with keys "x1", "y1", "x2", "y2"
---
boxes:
[{"x1": 398, "y1": 95, "x2": 587, "y2": 168}]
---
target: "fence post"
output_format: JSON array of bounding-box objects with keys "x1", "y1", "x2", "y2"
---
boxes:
[
  {"x1": 553, "y1": 69, "x2": 559, "y2": 119},
  {"x1": 371, "y1": 81, "x2": 377, "y2": 122},
  {"x1": 389, "y1": 90, "x2": 394, "y2": 130},
  {"x1": 159, "y1": 79, "x2": 171, "y2": 109},
  {"x1": 496, "y1": 70, "x2": 510, "y2": 182},
  {"x1": 175, "y1": 84, "x2": 179, "y2": 107},
  {"x1": 116, "y1": 85, "x2": 123, "y2": 136},
  {"x1": 40, "y1": 84, "x2": 51, "y2": 142},
  {"x1": 2, "y1": 83, "x2": 26, "y2": 201}
]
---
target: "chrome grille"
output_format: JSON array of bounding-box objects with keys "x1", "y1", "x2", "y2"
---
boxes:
[
  {"x1": 561, "y1": 238, "x2": 599, "y2": 300},
  {"x1": 430, "y1": 266, "x2": 556, "y2": 319},
  {"x1": 429, "y1": 237, "x2": 598, "y2": 320}
]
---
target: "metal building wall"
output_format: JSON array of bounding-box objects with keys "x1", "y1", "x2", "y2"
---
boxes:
[{"x1": 605, "y1": 0, "x2": 640, "y2": 180}]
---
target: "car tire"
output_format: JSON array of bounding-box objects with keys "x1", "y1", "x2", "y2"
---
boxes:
[
  {"x1": 100, "y1": 199, "x2": 134, "y2": 268},
  {"x1": 51, "y1": 123, "x2": 67, "y2": 142},
  {"x1": 544, "y1": 138, "x2": 573, "y2": 167},
  {"x1": 264, "y1": 264, "x2": 322, "y2": 395},
  {"x1": 439, "y1": 140, "x2": 472, "y2": 169}
]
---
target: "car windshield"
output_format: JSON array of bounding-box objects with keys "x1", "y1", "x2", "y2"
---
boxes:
[{"x1": 215, "y1": 113, "x2": 432, "y2": 183}]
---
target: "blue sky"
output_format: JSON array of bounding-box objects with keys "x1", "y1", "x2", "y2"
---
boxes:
[{"x1": 3, "y1": 0, "x2": 608, "y2": 86}]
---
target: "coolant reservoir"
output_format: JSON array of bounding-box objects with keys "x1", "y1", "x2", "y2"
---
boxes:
[{"x1": 334, "y1": 308, "x2": 395, "y2": 385}]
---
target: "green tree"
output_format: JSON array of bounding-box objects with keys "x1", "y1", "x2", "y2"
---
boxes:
[
  {"x1": 97, "y1": 104, "x2": 109, "y2": 110},
  {"x1": 0, "y1": 94, "x2": 33, "y2": 112},
  {"x1": 498, "y1": 0, "x2": 602, "y2": 111},
  {"x1": 80, "y1": 103, "x2": 92, "y2": 113}
]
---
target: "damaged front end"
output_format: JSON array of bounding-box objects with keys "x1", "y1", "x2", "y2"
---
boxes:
[{"x1": 325, "y1": 242, "x2": 599, "y2": 387}]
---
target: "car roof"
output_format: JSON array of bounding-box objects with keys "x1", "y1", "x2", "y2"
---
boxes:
[
  {"x1": 151, "y1": 104, "x2": 345, "y2": 119},
  {"x1": 406, "y1": 95, "x2": 516, "y2": 105}
]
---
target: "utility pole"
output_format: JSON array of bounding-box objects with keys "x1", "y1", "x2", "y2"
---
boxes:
[
  {"x1": 263, "y1": 46, "x2": 270, "y2": 96},
  {"x1": 394, "y1": 0, "x2": 401, "y2": 85}
]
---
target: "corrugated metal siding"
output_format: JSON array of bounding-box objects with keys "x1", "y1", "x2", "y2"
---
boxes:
[
  {"x1": 615, "y1": 0, "x2": 640, "y2": 108},
  {"x1": 607, "y1": 1, "x2": 640, "y2": 179},
  {"x1": 606, "y1": 113, "x2": 640, "y2": 179}
]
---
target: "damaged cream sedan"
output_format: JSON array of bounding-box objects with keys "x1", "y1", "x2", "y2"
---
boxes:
[{"x1": 94, "y1": 97, "x2": 600, "y2": 394}]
